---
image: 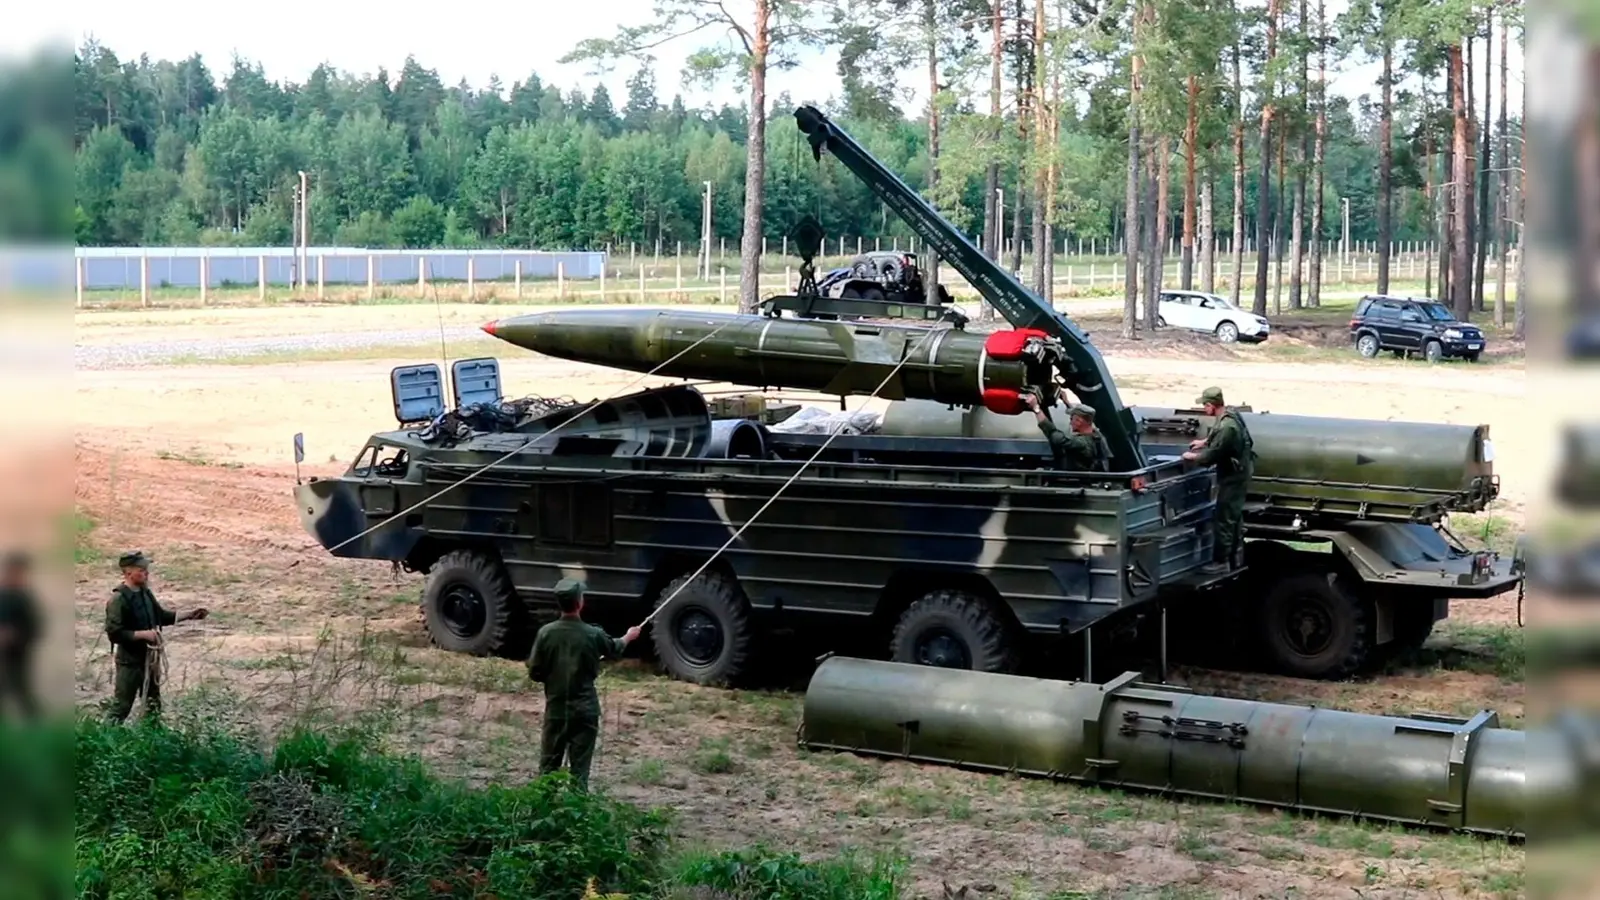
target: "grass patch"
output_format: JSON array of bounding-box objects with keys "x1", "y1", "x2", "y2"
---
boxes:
[
  {"x1": 690, "y1": 737, "x2": 737, "y2": 775},
  {"x1": 75, "y1": 713, "x2": 911, "y2": 899},
  {"x1": 1388, "y1": 622, "x2": 1525, "y2": 682},
  {"x1": 155, "y1": 447, "x2": 242, "y2": 468},
  {"x1": 1448, "y1": 513, "x2": 1521, "y2": 555},
  {"x1": 72, "y1": 510, "x2": 102, "y2": 565}
]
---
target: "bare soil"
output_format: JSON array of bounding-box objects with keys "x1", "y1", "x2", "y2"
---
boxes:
[{"x1": 72, "y1": 303, "x2": 1528, "y2": 899}]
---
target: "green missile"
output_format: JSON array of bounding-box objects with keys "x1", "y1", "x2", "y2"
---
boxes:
[
  {"x1": 481, "y1": 308, "x2": 1058, "y2": 415},
  {"x1": 799, "y1": 656, "x2": 1558, "y2": 839}
]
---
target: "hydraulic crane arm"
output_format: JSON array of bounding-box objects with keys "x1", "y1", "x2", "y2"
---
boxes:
[{"x1": 793, "y1": 105, "x2": 1146, "y2": 472}]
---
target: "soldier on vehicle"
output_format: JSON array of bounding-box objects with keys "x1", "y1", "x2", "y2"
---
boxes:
[
  {"x1": 103, "y1": 551, "x2": 209, "y2": 723},
  {"x1": 1182, "y1": 387, "x2": 1256, "y2": 573},
  {"x1": 0, "y1": 551, "x2": 41, "y2": 720},
  {"x1": 526, "y1": 578, "x2": 642, "y2": 791},
  {"x1": 1024, "y1": 388, "x2": 1109, "y2": 472}
]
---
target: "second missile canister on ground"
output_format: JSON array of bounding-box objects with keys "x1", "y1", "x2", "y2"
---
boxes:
[{"x1": 481, "y1": 308, "x2": 1057, "y2": 414}]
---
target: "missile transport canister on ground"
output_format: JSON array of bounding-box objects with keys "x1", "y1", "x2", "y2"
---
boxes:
[
  {"x1": 297, "y1": 105, "x2": 1521, "y2": 683},
  {"x1": 798, "y1": 657, "x2": 1561, "y2": 840}
]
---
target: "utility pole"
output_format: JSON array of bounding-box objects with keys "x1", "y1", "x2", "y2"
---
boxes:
[
  {"x1": 701, "y1": 181, "x2": 713, "y2": 281},
  {"x1": 297, "y1": 170, "x2": 310, "y2": 291}
]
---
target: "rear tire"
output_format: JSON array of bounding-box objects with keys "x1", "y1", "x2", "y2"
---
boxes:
[
  {"x1": 422, "y1": 549, "x2": 526, "y2": 657},
  {"x1": 1258, "y1": 572, "x2": 1372, "y2": 680},
  {"x1": 650, "y1": 571, "x2": 754, "y2": 686},
  {"x1": 1357, "y1": 333, "x2": 1380, "y2": 358},
  {"x1": 890, "y1": 589, "x2": 1020, "y2": 673}
]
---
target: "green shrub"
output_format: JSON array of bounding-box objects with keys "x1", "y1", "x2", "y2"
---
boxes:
[
  {"x1": 74, "y1": 716, "x2": 671, "y2": 899},
  {"x1": 668, "y1": 847, "x2": 905, "y2": 900}
]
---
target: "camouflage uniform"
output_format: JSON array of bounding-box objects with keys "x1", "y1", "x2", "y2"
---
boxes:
[
  {"x1": 0, "y1": 553, "x2": 40, "y2": 720},
  {"x1": 1038, "y1": 403, "x2": 1110, "y2": 472},
  {"x1": 103, "y1": 552, "x2": 176, "y2": 723},
  {"x1": 527, "y1": 579, "x2": 629, "y2": 789},
  {"x1": 1191, "y1": 388, "x2": 1256, "y2": 568}
]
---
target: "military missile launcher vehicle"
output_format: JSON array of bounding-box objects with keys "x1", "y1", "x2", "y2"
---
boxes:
[{"x1": 296, "y1": 105, "x2": 1520, "y2": 682}]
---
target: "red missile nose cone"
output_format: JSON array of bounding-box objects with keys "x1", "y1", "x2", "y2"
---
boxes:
[{"x1": 481, "y1": 319, "x2": 499, "y2": 336}]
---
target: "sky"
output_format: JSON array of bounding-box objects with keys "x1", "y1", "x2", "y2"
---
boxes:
[{"x1": 16, "y1": 1, "x2": 1523, "y2": 118}]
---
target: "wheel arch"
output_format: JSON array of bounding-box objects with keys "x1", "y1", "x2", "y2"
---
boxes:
[{"x1": 872, "y1": 569, "x2": 1020, "y2": 638}]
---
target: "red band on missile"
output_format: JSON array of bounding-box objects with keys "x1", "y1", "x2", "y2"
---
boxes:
[
  {"x1": 982, "y1": 327, "x2": 1049, "y2": 360},
  {"x1": 981, "y1": 388, "x2": 1025, "y2": 416},
  {"x1": 481, "y1": 320, "x2": 500, "y2": 336}
]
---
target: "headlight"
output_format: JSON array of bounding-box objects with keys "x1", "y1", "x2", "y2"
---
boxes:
[{"x1": 1443, "y1": 328, "x2": 1463, "y2": 339}]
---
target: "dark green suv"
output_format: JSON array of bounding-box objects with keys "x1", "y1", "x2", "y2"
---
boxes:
[{"x1": 1349, "y1": 295, "x2": 1487, "y2": 363}]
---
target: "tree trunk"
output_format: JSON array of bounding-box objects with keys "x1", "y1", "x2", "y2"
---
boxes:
[
  {"x1": 1201, "y1": 180, "x2": 1216, "y2": 292},
  {"x1": 1475, "y1": 18, "x2": 1493, "y2": 312},
  {"x1": 1145, "y1": 134, "x2": 1162, "y2": 328},
  {"x1": 1124, "y1": 42, "x2": 1143, "y2": 339},
  {"x1": 924, "y1": 0, "x2": 941, "y2": 305},
  {"x1": 1157, "y1": 134, "x2": 1171, "y2": 296},
  {"x1": 1309, "y1": 0, "x2": 1326, "y2": 307},
  {"x1": 1047, "y1": 58, "x2": 1061, "y2": 304},
  {"x1": 737, "y1": 1, "x2": 771, "y2": 314},
  {"x1": 1011, "y1": 0, "x2": 1027, "y2": 279},
  {"x1": 1450, "y1": 43, "x2": 1471, "y2": 319},
  {"x1": 1273, "y1": 127, "x2": 1286, "y2": 314},
  {"x1": 1377, "y1": 40, "x2": 1393, "y2": 294},
  {"x1": 1494, "y1": 2, "x2": 1509, "y2": 328},
  {"x1": 1030, "y1": 0, "x2": 1048, "y2": 295},
  {"x1": 1289, "y1": 0, "x2": 1308, "y2": 310},
  {"x1": 1514, "y1": 60, "x2": 1525, "y2": 340},
  {"x1": 1182, "y1": 74, "x2": 1198, "y2": 290},
  {"x1": 1424, "y1": 108, "x2": 1435, "y2": 299},
  {"x1": 1231, "y1": 40, "x2": 1246, "y2": 306},
  {"x1": 1252, "y1": 0, "x2": 1280, "y2": 317},
  {"x1": 981, "y1": 0, "x2": 1002, "y2": 318}
]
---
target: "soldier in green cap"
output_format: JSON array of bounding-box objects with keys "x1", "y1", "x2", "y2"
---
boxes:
[
  {"x1": 103, "y1": 551, "x2": 209, "y2": 723},
  {"x1": 1023, "y1": 388, "x2": 1110, "y2": 472},
  {"x1": 1183, "y1": 387, "x2": 1256, "y2": 572},
  {"x1": 527, "y1": 577, "x2": 641, "y2": 790}
]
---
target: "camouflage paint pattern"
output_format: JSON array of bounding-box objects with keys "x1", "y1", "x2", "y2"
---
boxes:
[
  {"x1": 800, "y1": 657, "x2": 1542, "y2": 839},
  {"x1": 296, "y1": 385, "x2": 1219, "y2": 643}
]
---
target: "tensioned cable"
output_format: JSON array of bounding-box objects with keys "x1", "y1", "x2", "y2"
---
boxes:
[
  {"x1": 636, "y1": 323, "x2": 950, "y2": 629},
  {"x1": 312, "y1": 314, "x2": 744, "y2": 558}
]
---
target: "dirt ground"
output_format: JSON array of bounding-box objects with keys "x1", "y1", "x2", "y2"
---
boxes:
[{"x1": 72, "y1": 301, "x2": 1531, "y2": 899}]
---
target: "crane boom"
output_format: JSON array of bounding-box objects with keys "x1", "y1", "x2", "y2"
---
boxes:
[{"x1": 793, "y1": 105, "x2": 1146, "y2": 471}]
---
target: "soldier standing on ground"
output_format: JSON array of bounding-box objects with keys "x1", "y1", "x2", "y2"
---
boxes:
[
  {"x1": 0, "y1": 551, "x2": 41, "y2": 720},
  {"x1": 103, "y1": 552, "x2": 209, "y2": 723},
  {"x1": 1183, "y1": 387, "x2": 1256, "y2": 572},
  {"x1": 527, "y1": 578, "x2": 641, "y2": 790},
  {"x1": 1024, "y1": 388, "x2": 1110, "y2": 472}
]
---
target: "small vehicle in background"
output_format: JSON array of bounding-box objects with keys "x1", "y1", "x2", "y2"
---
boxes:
[
  {"x1": 1156, "y1": 290, "x2": 1271, "y2": 343},
  {"x1": 1348, "y1": 295, "x2": 1488, "y2": 363},
  {"x1": 817, "y1": 250, "x2": 952, "y2": 306}
]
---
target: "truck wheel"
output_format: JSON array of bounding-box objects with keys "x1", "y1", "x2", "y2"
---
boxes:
[
  {"x1": 650, "y1": 571, "x2": 754, "y2": 686},
  {"x1": 1258, "y1": 572, "x2": 1371, "y2": 679},
  {"x1": 890, "y1": 590, "x2": 1020, "y2": 673},
  {"x1": 422, "y1": 549, "x2": 525, "y2": 657}
]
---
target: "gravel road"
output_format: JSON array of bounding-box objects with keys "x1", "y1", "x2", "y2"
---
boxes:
[{"x1": 74, "y1": 326, "x2": 486, "y2": 370}]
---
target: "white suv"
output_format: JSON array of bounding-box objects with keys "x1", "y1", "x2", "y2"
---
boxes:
[{"x1": 1157, "y1": 290, "x2": 1271, "y2": 343}]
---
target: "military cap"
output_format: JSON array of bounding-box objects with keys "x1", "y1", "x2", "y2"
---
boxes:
[
  {"x1": 1196, "y1": 386, "x2": 1225, "y2": 406},
  {"x1": 552, "y1": 578, "x2": 585, "y2": 602},
  {"x1": 1068, "y1": 403, "x2": 1096, "y2": 421},
  {"x1": 117, "y1": 551, "x2": 152, "y2": 570}
]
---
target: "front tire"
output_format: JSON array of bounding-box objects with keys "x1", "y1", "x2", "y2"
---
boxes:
[
  {"x1": 1258, "y1": 572, "x2": 1372, "y2": 680},
  {"x1": 650, "y1": 571, "x2": 754, "y2": 686},
  {"x1": 1216, "y1": 321, "x2": 1239, "y2": 343},
  {"x1": 889, "y1": 589, "x2": 1020, "y2": 673},
  {"x1": 422, "y1": 549, "x2": 525, "y2": 657},
  {"x1": 1423, "y1": 340, "x2": 1443, "y2": 363}
]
